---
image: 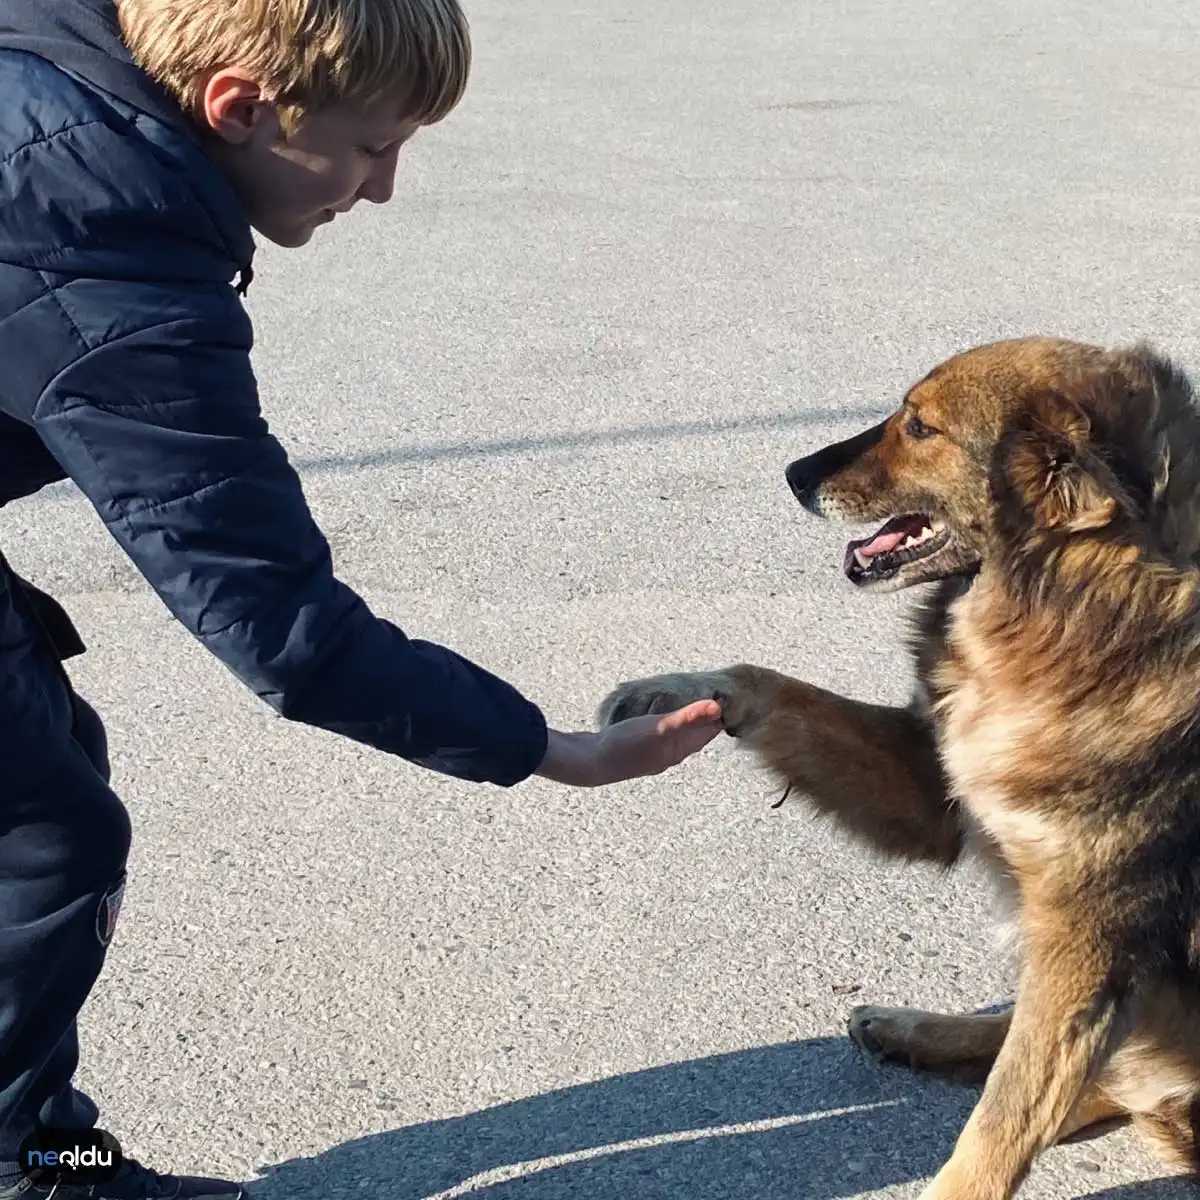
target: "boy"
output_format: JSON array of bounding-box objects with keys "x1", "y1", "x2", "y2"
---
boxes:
[{"x1": 0, "y1": 2, "x2": 724, "y2": 1196}]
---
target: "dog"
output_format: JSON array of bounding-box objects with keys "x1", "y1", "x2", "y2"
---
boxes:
[{"x1": 599, "y1": 337, "x2": 1200, "y2": 1198}]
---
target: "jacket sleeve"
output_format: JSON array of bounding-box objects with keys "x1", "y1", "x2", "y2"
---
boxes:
[{"x1": 31, "y1": 304, "x2": 549, "y2": 786}]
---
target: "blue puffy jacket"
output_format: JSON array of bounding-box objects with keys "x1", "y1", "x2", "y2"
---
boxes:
[{"x1": 0, "y1": 0, "x2": 549, "y2": 786}]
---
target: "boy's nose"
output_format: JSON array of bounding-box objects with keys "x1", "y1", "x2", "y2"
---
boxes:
[{"x1": 360, "y1": 160, "x2": 398, "y2": 206}]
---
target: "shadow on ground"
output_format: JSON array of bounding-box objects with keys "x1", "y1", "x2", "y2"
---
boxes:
[
  {"x1": 1080, "y1": 1187, "x2": 1198, "y2": 1199},
  {"x1": 245, "y1": 1034, "x2": 1196, "y2": 1199},
  {"x1": 289, "y1": 405, "x2": 890, "y2": 475}
]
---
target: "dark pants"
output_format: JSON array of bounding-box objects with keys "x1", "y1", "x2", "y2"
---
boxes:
[{"x1": 0, "y1": 565, "x2": 131, "y2": 1168}]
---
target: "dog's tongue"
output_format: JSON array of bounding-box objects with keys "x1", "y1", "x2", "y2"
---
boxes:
[
  {"x1": 856, "y1": 515, "x2": 927, "y2": 560},
  {"x1": 858, "y1": 528, "x2": 909, "y2": 560}
]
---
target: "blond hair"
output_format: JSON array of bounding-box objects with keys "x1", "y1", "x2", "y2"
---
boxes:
[{"x1": 116, "y1": 0, "x2": 470, "y2": 132}]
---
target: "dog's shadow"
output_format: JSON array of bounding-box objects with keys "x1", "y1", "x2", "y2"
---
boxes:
[{"x1": 246, "y1": 1035, "x2": 1194, "y2": 1199}]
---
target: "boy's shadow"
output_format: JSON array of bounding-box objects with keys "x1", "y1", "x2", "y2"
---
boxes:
[
  {"x1": 1083, "y1": 1190, "x2": 1199, "y2": 1199},
  {"x1": 246, "y1": 1035, "x2": 1196, "y2": 1199}
]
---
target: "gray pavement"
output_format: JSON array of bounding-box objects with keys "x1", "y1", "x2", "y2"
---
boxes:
[{"x1": 5, "y1": 0, "x2": 1200, "y2": 1195}]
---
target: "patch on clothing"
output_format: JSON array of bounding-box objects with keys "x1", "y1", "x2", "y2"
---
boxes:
[{"x1": 95, "y1": 872, "x2": 126, "y2": 948}]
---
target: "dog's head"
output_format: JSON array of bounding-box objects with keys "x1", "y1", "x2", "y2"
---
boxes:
[{"x1": 786, "y1": 337, "x2": 1195, "y2": 591}]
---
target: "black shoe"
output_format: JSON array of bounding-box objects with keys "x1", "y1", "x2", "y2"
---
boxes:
[{"x1": 0, "y1": 1157, "x2": 244, "y2": 1199}]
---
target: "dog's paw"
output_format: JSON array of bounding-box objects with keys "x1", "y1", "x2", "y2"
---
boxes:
[
  {"x1": 597, "y1": 670, "x2": 733, "y2": 728},
  {"x1": 848, "y1": 1005, "x2": 924, "y2": 1069}
]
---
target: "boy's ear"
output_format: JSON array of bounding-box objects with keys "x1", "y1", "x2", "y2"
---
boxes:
[{"x1": 197, "y1": 69, "x2": 280, "y2": 145}]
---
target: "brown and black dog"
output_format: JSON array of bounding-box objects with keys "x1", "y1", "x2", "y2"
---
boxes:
[{"x1": 599, "y1": 337, "x2": 1200, "y2": 1198}]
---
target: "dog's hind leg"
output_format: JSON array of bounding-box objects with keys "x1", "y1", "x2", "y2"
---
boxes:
[
  {"x1": 599, "y1": 664, "x2": 963, "y2": 866},
  {"x1": 917, "y1": 929, "x2": 1127, "y2": 1200},
  {"x1": 849, "y1": 1005, "x2": 1011, "y2": 1084},
  {"x1": 847, "y1": 1002, "x2": 1127, "y2": 1137}
]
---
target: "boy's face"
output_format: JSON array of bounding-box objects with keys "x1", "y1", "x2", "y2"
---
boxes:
[{"x1": 202, "y1": 76, "x2": 422, "y2": 247}]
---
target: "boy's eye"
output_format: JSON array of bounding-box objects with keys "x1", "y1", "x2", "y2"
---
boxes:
[
  {"x1": 361, "y1": 144, "x2": 392, "y2": 158},
  {"x1": 906, "y1": 414, "x2": 937, "y2": 439}
]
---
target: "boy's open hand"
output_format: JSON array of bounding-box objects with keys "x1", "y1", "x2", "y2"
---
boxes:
[{"x1": 535, "y1": 699, "x2": 723, "y2": 788}]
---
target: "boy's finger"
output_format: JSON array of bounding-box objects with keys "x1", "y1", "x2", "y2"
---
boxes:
[{"x1": 654, "y1": 698, "x2": 722, "y2": 732}]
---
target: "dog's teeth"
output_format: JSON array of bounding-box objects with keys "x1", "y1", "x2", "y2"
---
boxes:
[
  {"x1": 853, "y1": 548, "x2": 871, "y2": 569},
  {"x1": 905, "y1": 526, "x2": 935, "y2": 548}
]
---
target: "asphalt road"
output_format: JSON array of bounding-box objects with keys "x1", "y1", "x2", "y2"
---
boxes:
[{"x1": 5, "y1": 0, "x2": 1200, "y2": 1196}]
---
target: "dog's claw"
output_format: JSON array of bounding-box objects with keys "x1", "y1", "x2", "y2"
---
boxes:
[
  {"x1": 848, "y1": 1006, "x2": 914, "y2": 1069},
  {"x1": 848, "y1": 1006, "x2": 885, "y2": 1061},
  {"x1": 713, "y1": 688, "x2": 743, "y2": 737}
]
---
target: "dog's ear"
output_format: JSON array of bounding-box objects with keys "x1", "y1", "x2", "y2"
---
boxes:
[
  {"x1": 997, "y1": 426, "x2": 1125, "y2": 534},
  {"x1": 995, "y1": 388, "x2": 1139, "y2": 533},
  {"x1": 1028, "y1": 389, "x2": 1093, "y2": 449},
  {"x1": 1002, "y1": 437, "x2": 1115, "y2": 532}
]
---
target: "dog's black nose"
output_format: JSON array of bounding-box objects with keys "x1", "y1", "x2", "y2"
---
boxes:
[{"x1": 785, "y1": 456, "x2": 817, "y2": 504}]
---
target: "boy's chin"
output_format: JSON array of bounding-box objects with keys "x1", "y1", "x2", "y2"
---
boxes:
[{"x1": 251, "y1": 213, "x2": 326, "y2": 249}]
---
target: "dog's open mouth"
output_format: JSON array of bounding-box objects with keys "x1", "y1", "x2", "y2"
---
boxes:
[{"x1": 844, "y1": 514, "x2": 950, "y2": 584}]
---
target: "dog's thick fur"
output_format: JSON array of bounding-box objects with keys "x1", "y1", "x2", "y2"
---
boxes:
[{"x1": 600, "y1": 338, "x2": 1200, "y2": 1199}]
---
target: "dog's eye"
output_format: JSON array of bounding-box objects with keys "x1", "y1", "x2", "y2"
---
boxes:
[{"x1": 906, "y1": 415, "x2": 937, "y2": 439}]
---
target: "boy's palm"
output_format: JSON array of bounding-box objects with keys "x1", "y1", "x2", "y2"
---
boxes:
[
  {"x1": 536, "y1": 699, "x2": 723, "y2": 787},
  {"x1": 598, "y1": 699, "x2": 723, "y2": 780}
]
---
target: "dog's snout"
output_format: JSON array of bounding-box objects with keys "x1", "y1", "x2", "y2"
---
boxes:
[
  {"x1": 786, "y1": 456, "x2": 820, "y2": 506},
  {"x1": 786, "y1": 418, "x2": 890, "y2": 516}
]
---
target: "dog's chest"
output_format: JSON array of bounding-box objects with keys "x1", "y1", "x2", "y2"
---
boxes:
[
  {"x1": 936, "y1": 672, "x2": 1035, "y2": 794},
  {"x1": 928, "y1": 598, "x2": 1064, "y2": 860}
]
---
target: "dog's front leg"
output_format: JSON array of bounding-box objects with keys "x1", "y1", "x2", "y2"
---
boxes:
[
  {"x1": 599, "y1": 665, "x2": 963, "y2": 866},
  {"x1": 918, "y1": 930, "x2": 1126, "y2": 1200}
]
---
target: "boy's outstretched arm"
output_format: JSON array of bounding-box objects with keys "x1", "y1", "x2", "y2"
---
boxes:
[{"x1": 32, "y1": 298, "x2": 718, "y2": 787}]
